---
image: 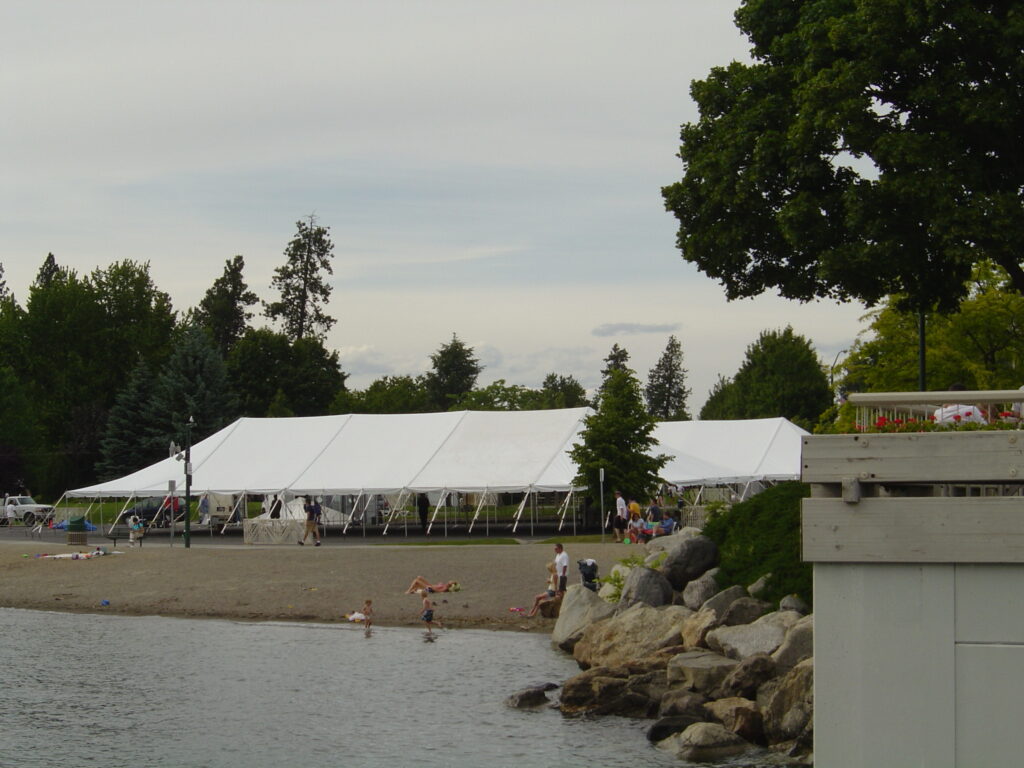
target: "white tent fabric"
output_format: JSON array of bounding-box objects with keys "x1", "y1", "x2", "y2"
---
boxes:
[
  {"x1": 67, "y1": 411, "x2": 808, "y2": 500},
  {"x1": 653, "y1": 417, "x2": 809, "y2": 486},
  {"x1": 69, "y1": 409, "x2": 591, "y2": 498}
]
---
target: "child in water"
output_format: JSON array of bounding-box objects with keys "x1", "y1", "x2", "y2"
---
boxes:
[
  {"x1": 418, "y1": 589, "x2": 441, "y2": 636},
  {"x1": 361, "y1": 598, "x2": 373, "y2": 636}
]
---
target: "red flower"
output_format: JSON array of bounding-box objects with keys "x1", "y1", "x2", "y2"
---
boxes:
[{"x1": 953, "y1": 414, "x2": 962, "y2": 421}]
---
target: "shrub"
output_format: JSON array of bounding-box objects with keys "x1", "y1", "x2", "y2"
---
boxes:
[{"x1": 701, "y1": 481, "x2": 812, "y2": 608}]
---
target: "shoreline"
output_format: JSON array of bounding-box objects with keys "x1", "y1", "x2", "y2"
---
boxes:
[{"x1": 0, "y1": 538, "x2": 629, "y2": 633}]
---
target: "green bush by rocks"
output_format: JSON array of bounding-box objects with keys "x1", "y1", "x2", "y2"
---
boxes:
[{"x1": 701, "y1": 481, "x2": 811, "y2": 608}]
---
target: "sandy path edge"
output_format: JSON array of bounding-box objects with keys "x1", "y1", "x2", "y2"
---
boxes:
[{"x1": 0, "y1": 540, "x2": 630, "y2": 633}]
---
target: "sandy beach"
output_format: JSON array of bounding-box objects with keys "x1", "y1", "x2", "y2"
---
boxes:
[{"x1": 0, "y1": 536, "x2": 630, "y2": 631}]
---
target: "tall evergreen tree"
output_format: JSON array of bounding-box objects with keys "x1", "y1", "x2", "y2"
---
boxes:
[
  {"x1": 96, "y1": 360, "x2": 162, "y2": 480},
  {"x1": 645, "y1": 335, "x2": 691, "y2": 420},
  {"x1": 145, "y1": 325, "x2": 236, "y2": 456},
  {"x1": 534, "y1": 373, "x2": 589, "y2": 409},
  {"x1": 571, "y1": 365, "x2": 666, "y2": 519},
  {"x1": 264, "y1": 215, "x2": 336, "y2": 341},
  {"x1": 424, "y1": 333, "x2": 482, "y2": 411},
  {"x1": 194, "y1": 255, "x2": 259, "y2": 357},
  {"x1": 0, "y1": 263, "x2": 7, "y2": 301},
  {"x1": 601, "y1": 344, "x2": 630, "y2": 379}
]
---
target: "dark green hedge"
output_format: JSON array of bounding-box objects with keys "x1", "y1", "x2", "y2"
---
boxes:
[{"x1": 701, "y1": 481, "x2": 812, "y2": 608}]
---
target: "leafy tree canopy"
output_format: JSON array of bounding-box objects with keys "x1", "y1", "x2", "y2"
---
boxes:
[
  {"x1": 700, "y1": 326, "x2": 831, "y2": 428},
  {"x1": 663, "y1": 0, "x2": 1024, "y2": 313},
  {"x1": 332, "y1": 374, "x2": 431, "y2": 415},
  {"x1": 840, "y1": 261, "x2": 1024, "y2": 394},
  {"x1": 265, "y1": 215, "x2": 336, "y2": 341}
]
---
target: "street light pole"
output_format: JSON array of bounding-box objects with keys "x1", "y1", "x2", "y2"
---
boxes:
[{"x1": 184, "y1": 415, "x2": 194, "y2": 549}]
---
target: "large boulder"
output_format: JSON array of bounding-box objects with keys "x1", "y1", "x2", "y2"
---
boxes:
[
  {"x1": 747, "y1": 573, "x2": 771, "y2": 599},
  {"x1": 780, "y1": 594, "x2": 810, "y2": 615},
  {"x1": 658, "y1": 689, "x2": 709, "y2": 719},
  {"x1": 680, "y1": 585, "x2": 748, "y2": 648},
  {"x1": 720, "y1": 597, "x2": 772, "y2": 626},
  {"x1": 646, "y1": 526, "x2": 703, "y2": 554},
  {"x1": 619, "y1": 566, "x2": 674, "y2": 608},
  {"x1": 716, "y1": 653, "x2": 777, "y2": 700},
  {"x1": 666, "y1": 650, "x2": 739, "y2": 695},
  {"x1": 658, "y1": 722, "x2": 752, "y2": 762},
  {"x1": 762, "y1": 658, "x2": 814, "y2": 746},
  {"x1": 573, "y1": 603, "x2": 693, "y2": 669},
  {"x1": 551, "y1": 584, "x2": 617, "y2": 653},
  {"x1": 772, "y1": 614, "x2": 813, "y2": 670},
  {"x1": 505, "y1": 684, "x2": 557, "y2": 708},
  {"x1": 681, "y1": 568, "x2": 720, "y2": 610},
  {"x1": 706, "y1": 610, "x2": 803, "y2": 661},
  {"x1": 646, "y1": 715, "x2": 704, "y2": 743},
  {"x1": 704, "y1": 697, "x2": 765, "y2": 745},
  {"x1": 559, "y1": 666, "x2": 629, "y2": 713},
  {"x1": 660, "y1": 535, "x2": 719, "y2": 591}
]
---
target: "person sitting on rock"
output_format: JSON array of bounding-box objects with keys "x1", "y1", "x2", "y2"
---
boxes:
[{"x1": 527, "y1": 562, "x2": 558, "y2": 617}]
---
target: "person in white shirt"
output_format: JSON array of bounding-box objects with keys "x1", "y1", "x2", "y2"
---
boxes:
[
  {"x1": 612, "y1": 490, "x2": 628, "y2": 538},
  {"x1": 933, "y1": 384, "x2": 987, "y2": 425},
  {"x1": 553, "y1": 543, "x2": 569, "y2": 595}
]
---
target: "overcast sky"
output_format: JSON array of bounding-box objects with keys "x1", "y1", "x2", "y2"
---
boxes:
[{"x1": 2, "y1": 1, "x2": 865, "y2": 411}]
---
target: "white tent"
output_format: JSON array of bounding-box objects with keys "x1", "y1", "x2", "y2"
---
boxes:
[
  {"x1": 67, "y1": 411, "x2": 808, "y2": 503},
  {"x1": 68, "y1": 408, "x2": 592, "y2": 499},
  {"x1": 653, "y1": 417, "x2": 809, "y2": 486}
]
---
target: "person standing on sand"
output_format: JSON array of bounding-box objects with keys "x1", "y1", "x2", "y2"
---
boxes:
[
  {"x1": 612, "y1": 490, "x2": 627, "y2": 538},
  {"x1": 553, "y1": 543, "x2": 569, "y2": 595},
  {"x1": 361, "y1": 598, "x2": 373, "y2": 636},
  {"x1": 299, "y1": 495, "x2": 322, "y2": 546}
]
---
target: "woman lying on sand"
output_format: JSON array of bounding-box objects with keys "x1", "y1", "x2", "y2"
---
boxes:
[{"x1": 405, "y1": 576, "x2": 461, "y2": 594}]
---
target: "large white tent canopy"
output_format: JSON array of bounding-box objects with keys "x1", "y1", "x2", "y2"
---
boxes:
[
  {"x1": 67, "y1": 410, "x2": 808, "y2": 500},
  {"x1": 653, "y1": 417, "x2": 809, "y2": 486}
]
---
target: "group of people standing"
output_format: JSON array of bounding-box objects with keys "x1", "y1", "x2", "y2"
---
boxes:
[{"x1": 611, "y1": 490, "x2": 676, "y2": 543}]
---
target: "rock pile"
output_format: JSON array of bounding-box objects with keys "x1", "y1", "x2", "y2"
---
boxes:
[{"x1": 550, "y1": 529, "x2": 814, "y2": 764}]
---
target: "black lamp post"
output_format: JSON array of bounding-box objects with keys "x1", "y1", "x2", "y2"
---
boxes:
[{"x1": 184, "y1": 415, "x2": 194, "y2": 549}]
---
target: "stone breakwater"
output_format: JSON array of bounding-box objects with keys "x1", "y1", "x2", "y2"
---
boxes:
[{"x1": 512, "y1": 529, "x2": 814, "y2": 765}]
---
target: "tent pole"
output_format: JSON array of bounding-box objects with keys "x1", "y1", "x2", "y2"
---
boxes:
[
  {"x1": 510, "y1": 493, "x2": 529, "y2": 533},
  {"x1": 426, "y1": 490, "x2": 449, "y2": 536},
  {"x1": 468, "y1": 490, "x2": 489, "y2": 534},
  {"x1": 556, "y1": 491, "x2": 572, "y2": 532}
]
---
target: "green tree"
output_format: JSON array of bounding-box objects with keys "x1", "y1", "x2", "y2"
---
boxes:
[
  {"x1": 331, "y1": 375, "x2": 431, "y2": 415},
  {"x1": 0, "y1": 263, "x2": 7, "y2": 301},
  {"x1": 699, "y1": 327, "x2": 831, "y2": 428},
  {"x1": 96, "y1": 360, "x2": 162, "y2": 480},
  {"x1": 227, "y1": 328, "x2": 346, "y2": 417},
  {"x1": 645, "y1": 335, "x2": 691, "y2": 420},
  {"x1": 601, "y1": 343, "x2": 630, "y2": 379},
  {"x1": 531, "y1": 373, "x2": 589, "y2": 410},
  {"x1": 424, "y1": 333, "x2": 482, "y2": 411},
  {"x1": 570, "y1": 366, "x2": 667, "y2": 518},
  {"x1": 265, "y1": 215, "x2": 336, "y2": 341},
  {"x1": 841, "y1": 262, "x2": 1024, "y2": 394},
  {"x1": 145, "y1": 324, "x2": 236, "y2": 456},
  {"x1": 0, "y1": 365, "x2": 42, "y2": 493},
  {"x1": 194, "y1": 255, "x2": 259, "y2": 357},
  {"x1": 454, "y1": 379, "x2": 532, "y2": 411},
  {"x1": 662, "y1": 1, "x2": 1024, "y2": 313}
]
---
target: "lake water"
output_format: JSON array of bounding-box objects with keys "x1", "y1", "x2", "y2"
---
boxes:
[{"x1": 0, "y1": 608, "x2": 784, "y2": 767}]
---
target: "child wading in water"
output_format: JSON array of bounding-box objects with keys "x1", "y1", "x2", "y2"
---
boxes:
[
  {"x1": 418, "y1": 589, "x2": 442, "y2": 636},
  {"x1": 361, "y1": 598, "x2": 373, "y2": 636}
]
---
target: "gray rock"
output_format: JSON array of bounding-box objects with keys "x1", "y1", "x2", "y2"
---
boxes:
[
  {"x1": 659, "y1": 722, "x2": 751, "y2": 762},
  {"x1": 762, "y1": 658, "x2": 814, "y2": 745},
  {"x1": 704, "y1": 697, "x2": 765, "y2": 745},
  {"x1": 573, "y1": 603, "x2": 693, "y2": 669},
  {"x1": 619, "y1": 566, "x2": 674, "y2": 608},
  {"x1": 647, "y1": 715, "x2": 704, "y2": 743},
  {"x1": 551, "y1": 584, "x2": 617, "y2": 653},
  {"x1": 559, "y1": 666, "x2": 629, "y2": 713},
  {"x1": 702, "y1": 584, "x2": 748, "y2": 615},
  {"x1": 682, "y1": 568, "x2": 720, "y2": 610},
  {"x1": 747, "y1": 573, "x2": 771, "y2": 599},
  {"x1": 772, "y1": 615, "x2": 813, "y2": 670},
  {"x1": 780, "y1": 594, "x2": 810, "y2": 614},
  {"x1": 707, "y1": 610, "x2": 803, "y2": 661},
  {"x1": 505, "y1": 686, "x2": 551, "y2": 708},
  {"x1": 646, "y1": 526, "x2": 703, "y2": 554},
  {"x1": 666, "y1": 650, "x2": 739, "y2": 694},
  {"x1": 716, "y1": 653, "x2": 777, "y2": 699},
  {"x1": 721, "y1": 597, "x2": 772, "y2": 626},
  {"x1": 658, "y1": 689, "x2": 709, "y2": 719},
  {"x1": 661, "y1": 535, "x2": 719, "y2": 591}
]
